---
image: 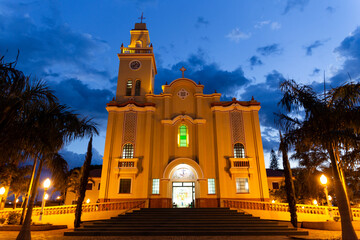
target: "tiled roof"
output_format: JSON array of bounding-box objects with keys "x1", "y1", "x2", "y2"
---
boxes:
[{"x1": 266, "y1": 168, "x2": 284, "y2": 177}]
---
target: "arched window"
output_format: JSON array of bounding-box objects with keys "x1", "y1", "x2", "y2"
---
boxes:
[
  {"x1": 122, "y1": 143, "x2": 134, "y2": 159},
  {"x1": 135, "y1": 80, "x2": 141, "y2": 96},
  {"x1": 135, "y1": 40, "x2": 142, "y2": 48},
  {"x1": 178, "y1": 125, "x2": 188, "y2": 147},
  {"x1": 234, "y1": 143, "x2": 245, "y2": 158},
  {"x1": 126, "y1": 80, "x2": 132, "y2": 96}
]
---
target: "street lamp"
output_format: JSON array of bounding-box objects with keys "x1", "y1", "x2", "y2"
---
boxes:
[
  {"x1": 320, "y1": 174, "x2": 333, "y2": 220},
  {"x1": 0, "y1": 187, "x2": 5, "y2": 210},
  {"x1": 39, "y1": 178, "x2": 51, "y2": 221}
]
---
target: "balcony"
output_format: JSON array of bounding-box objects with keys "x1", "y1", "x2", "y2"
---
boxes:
[
  {"x1": 115, "y1": 158, "x2": 138, "y2": 174},
  {"x1": 120, "y1": 47, "x2": 153, "y2": 54},
  {"x1": 229, "y1": 157, "x2": 253, "y2": 175}
]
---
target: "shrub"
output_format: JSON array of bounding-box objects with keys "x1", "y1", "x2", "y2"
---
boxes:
[
  {"x1": 7, "y1": 212, "x2": 21, "y2": 225},
  {"x1": 0, "y1": 218, "x2": 5, "y2": 224}
]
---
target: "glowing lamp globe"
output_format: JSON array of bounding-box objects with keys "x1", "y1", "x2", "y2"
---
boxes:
[
  {"x1": 44, "y1": 193, "x2": 49, "y2": 200},
  {"x1": 0, "y1": 187, "x2": 5, "y2": 195},
  {"x1": 43, "y1": 178, "x2": 51, "y2": 189},
  {"x1": 320, "y1": 174, "x2": 327, "y2": 185},
  {"x1": 328, "y1": 195, "x2": 332, "y2": 201},
  {"x1": 313, "y1": 199, "x2": 318, "y2": 205},
  {"x1": 86, "y1": 199, "x2": 90, "y2": 204},
  {"x1": 16, "y1": 199, "x2": 19, "y2": 203}
]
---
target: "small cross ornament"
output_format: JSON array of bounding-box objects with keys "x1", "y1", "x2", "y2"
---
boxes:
[
  {"x1": 138, "y1": 13, "x2": 146, "y2": 23},
  {"x1": 180, "y1": 66, "x2": 186, "y2": 78}
]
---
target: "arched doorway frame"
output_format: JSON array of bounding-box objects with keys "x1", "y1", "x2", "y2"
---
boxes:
[{"x1": 163, "y1": 158, "x2": 204, "y2": 208}]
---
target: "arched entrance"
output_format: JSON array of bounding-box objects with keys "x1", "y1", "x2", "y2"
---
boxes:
[{"x1": 163, "y1": 158, "x2": 204, "y2": 208}]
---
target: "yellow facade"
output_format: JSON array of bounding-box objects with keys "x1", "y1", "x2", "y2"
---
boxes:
[{"x1": 99, "y1": 22, "x2": 269, "y2": 208}]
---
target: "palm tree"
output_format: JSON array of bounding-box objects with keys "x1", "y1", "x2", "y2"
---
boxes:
[
  {"x1": 16, "y1": 102, "x2": 98, "y2": 240},
  {"x1": 0, "y1": 55, "x2": 56, "y2": 211},
  {"x1": 277, "y1": 80, "x2": 360, "y2": 240},
  {"x1": 9, "y1": 166, "x2": 32, "y2": 209}
]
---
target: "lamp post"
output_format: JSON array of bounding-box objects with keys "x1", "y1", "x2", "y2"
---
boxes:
[
  {"x1": 0, "y1": 187, "x2": 5, "y2": 210},
  {"x1": 39, "y1": 178, "x2": 51, "y2": 221},
  {"x1": 320, "y1": 174, "x2": 333, "y2": 220}
]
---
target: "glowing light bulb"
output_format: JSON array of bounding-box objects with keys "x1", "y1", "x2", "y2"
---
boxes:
[
  {"x1": 43, "y1": 178, "x2": 51, "y2": 189},
  {"x1": 313, "y1": 200, "x2": 318, "y2": 205},
  {"x1": 44, "y1": 193, "x2": 49, "y2": 200},
  {"x1": 320, "y1": 174, "x2": 327, "y2": 185},
  {"x1": 86, "y1": 198, "x2": 90, "y2": 204},
  {"x1": 0, "y1": 187, "x2": 5, "y2": 195}
]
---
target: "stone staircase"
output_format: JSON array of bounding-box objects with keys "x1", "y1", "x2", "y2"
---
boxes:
[{"x1": 64, "y1": 208, "x2": 308, "y2": 236}]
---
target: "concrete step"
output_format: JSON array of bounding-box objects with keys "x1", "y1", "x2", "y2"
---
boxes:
[
  {"x1": 64, "y1": 207, "x2": 308, "y2": 237},
  {"x1": 65, "y1": 229, "x2": 309, "y2": 236}
]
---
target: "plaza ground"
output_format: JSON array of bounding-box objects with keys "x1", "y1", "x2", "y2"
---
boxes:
[{"x1": 1, "y1": 228, "x2": 360, "y2": 240}]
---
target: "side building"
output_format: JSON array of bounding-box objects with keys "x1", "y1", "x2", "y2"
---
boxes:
[{"x1": 99, "y1": 21, "x2": 269, "y2": 208}]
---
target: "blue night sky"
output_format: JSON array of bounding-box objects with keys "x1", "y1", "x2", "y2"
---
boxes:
[{"x1": 1, "y1": 0, "x2": 360, "y2": 169}]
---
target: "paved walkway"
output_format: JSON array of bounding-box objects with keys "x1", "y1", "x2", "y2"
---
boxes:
[{"x1": 0, "y1": 228, "x2": 359, "y2": 240}]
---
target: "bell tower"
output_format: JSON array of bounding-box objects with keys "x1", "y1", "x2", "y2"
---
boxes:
[{"x1": 116, "y1": 17, "x2": 157, "y2": 102}]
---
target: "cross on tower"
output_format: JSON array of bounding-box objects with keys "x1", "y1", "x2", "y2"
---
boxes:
[
  {"x1": 180, "y1": 67, "x2": 186, "y2": 78},
  {"x1": 138, "y1": 12, "x2": 146, "y2": 23}
]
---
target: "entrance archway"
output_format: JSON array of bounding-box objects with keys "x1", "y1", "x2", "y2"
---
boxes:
[{"x1": 163, "y1": 158, "x2": 204, "y2": 208}]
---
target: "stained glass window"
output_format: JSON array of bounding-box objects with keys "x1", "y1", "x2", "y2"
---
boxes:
[{"x1": 178, "y1": 125, "x2": 188, "y2": 147}]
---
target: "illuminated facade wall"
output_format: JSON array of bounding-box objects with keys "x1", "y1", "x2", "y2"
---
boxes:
[{"x1": 99, "y1": 22, "x2": 270, "y2": 207}]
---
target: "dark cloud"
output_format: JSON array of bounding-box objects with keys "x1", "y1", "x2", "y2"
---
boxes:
[
  {"x1": 50, "y1": 79, "x2": 114, "y2": 121},
  {"x1": 249, "y1": 56, "x2": 263, "y2": 67},
  {"x1": 256, "y1": 44, "x2": 282, "y2": 56},
  {"x1": 283, "y1": 0, "x2": 309, "y2": 14},
  {"x1": 304, "y1": 39, "x2": 329, "y2": 56},
  {"x1": 331, "y1": 27, "x2": 360, "y2": 84},
  {"x1": 154, "y1": 49, "x2": 251, "y2": 98},
  {"x1": 195, "y1": 17, "x2": 209, "y2": 28},
  {"x1": 310, "y1": 68, "x2": 321, "y2": 76},
  {"x1": 326, "y1": 6, "x2": 335, "y2": 13},
  {"x1": 0, "y1": 9, "x2": 109, "y2": 81},
  {"x1": 60, "y1": 148, "x2": 103, "y2": 169}
]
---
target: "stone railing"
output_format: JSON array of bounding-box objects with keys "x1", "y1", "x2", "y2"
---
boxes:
[
  {"x1": 120, "y1": 47, "x2": 153, "y2": 54},
  {"x1": 0, "y1": 200, "x2": 146, "y2": 219},
  {"x1": 223, "y1": 199, "x2": 360, "y2": 219}
]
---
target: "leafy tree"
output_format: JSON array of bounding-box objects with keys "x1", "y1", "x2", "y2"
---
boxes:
[
  {"x1": 269, "y1": 149, "x2": 279, "y2": 170},
  {"x1": 277, "y1": 80, "x2": 360, "y2": 239},
  {"x1": 74, "y1": 136, "x2": 93, "y2": 228}
]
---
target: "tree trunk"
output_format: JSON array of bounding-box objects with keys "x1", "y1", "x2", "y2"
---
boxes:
[
  {"x1": 20, "y1": 157, "x2": 38, "y2": 225},
  {"x1": 16, "y1": 159, "x2": 44, "y2": 240},
  {"x1": 279, "y1": 133, "x2": 297, "y2": 228},
  {"x1": 327, "y1": 145, "x2": 357, "y2": 240},
  {"x1": 74, "y1": 137, "x2": 93, "y2": 228}
]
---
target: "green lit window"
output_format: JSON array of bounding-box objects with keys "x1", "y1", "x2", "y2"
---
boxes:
[{"x1": 178, "y1": 125, "x2": 188, "y2": 147}]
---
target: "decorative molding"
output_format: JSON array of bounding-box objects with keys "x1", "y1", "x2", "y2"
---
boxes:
[
  {"x1": 177, "y1": 88, "x2": 189, "y2": 100},
  {"x1": 230, "y1": 110, "x2": 246, "y2": 148},
  {"x1": 123, "y1": 112, "x2": 137, "y2": 144},
  {"x1": 161, "y1": 114, "x2": 206, "y2": 125}
]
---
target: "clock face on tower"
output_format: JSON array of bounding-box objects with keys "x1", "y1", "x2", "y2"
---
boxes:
[{"x1": 129, "y1": 60, "x2": 141, "y2": 70}]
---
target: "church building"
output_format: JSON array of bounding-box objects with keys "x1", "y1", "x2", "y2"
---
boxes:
[{"x1": 98, "y1": 20, "x2": 269, "y2": 208}]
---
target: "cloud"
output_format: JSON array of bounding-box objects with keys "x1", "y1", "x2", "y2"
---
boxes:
[
  {"x1": 60, "y1": 148, "x2": 103, "y2": 169},
  {"x1": 50, "y1": 78, "x2": 114, "y2": 121},
  {"x1": 331, "y1": 27, "x2": 360, "y2": 83},
  {"x1": 304, "y1": 39, "x2": 329, "y2": 56},
  {"x1": 0, "y1": 6, "x2": 110, "y2": 86},
  {"x1": 249, "y1": 56, "x2": 263, "y2": 67},
  {"x1": 226, "y1": 28, "x2": 251, "y2": 42},
  {"x1": 254, "y1": 21, "x2": 281, "y2": 30},
  {"x1": 256, "y1": 44, "x2": 283, "y2": 56},
  {"x1": 195, "y1": 17, "x2": 209, "y2": 28},
  {"x1": 154, "y1": 49, "x2": 251, "y2": 98},
  {"x1": 310, "y1": 68, "x2": 321, "y2": 76},
  {"x1": 326, "y1": 6, "x2": 335, "y2": 13},
  {"x1": 283, "y1": 0, "x2": 309, "y2": 14}
]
